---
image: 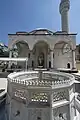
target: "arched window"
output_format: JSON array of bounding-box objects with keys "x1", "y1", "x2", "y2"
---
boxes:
[
  {"x1": 49, "y1": 61, "x2": 51, "y2": 68},
  {"x1": 67, "y1": 63, "x2": 70, "y2": 68},
  {"x1": 32, "y1": 61, "x2": 34, "y2": 68},
  {"x1": 28, "y1": 53, "x2": 30, "y2": 58}
]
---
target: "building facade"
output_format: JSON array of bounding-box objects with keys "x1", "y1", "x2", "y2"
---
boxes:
[
  {"x1": 75, "y1": 45, "x2": 80, "y2": 61},
  {"x1": 6, "y1": 0, "x2": 80, "y2": 120},
  {"x1": 8, "y1": 0, "x2": 76, "y2": 70},
  {"x1": 8, "y1": 30, "x2": 76, "y2": 69}
]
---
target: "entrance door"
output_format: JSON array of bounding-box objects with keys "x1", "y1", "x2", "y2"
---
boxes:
[
  {"x1": 49, "y1": 61, "x2": 51, "y2": 68},
  {"x1": 33, "y1": 41, "x2": 49, "y2": 68},
  {"x1": 37, "y1": 52, "x2": 45, "y2": 68}
]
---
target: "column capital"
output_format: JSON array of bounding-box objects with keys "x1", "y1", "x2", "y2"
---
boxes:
[
  {"x1": 59, "y1": 0, "x2": 70, "y2": 14},
  {"x1": 72, "y1": 49, "x2": 76, "y2": 52}
]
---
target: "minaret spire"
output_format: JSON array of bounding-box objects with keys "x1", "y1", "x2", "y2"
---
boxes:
[{"x1": 59, "y1": 0, "x2": 70, "y2": 33}]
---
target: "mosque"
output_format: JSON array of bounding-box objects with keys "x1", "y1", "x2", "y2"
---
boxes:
[
  {"x1": 8, "y1": 0, "x2": 76, "y2": 70},
  {"x1": 6, "y1": 0, "x2": 80, "y2": 120}
]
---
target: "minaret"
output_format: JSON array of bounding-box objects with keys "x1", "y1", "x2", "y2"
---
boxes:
[{"x1": 59, "y1": 0, "x2": 70, "y2": 32}]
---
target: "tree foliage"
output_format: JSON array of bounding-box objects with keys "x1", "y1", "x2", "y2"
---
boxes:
[{"x1": 0, "y1": 43, "x2": 9, "y2": 57}]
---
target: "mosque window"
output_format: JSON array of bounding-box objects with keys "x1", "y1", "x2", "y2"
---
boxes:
[
  {"x1": 49, "y1": 61, "x2": 51, "y2": 68},
  {"x1": 32, "y1": 61, "x2": 34, "y2": 67},
  {"x1": 67, "y1": 63, "x2": 70, "y2": 68},
  {"x1": 28, "y1": 53, "x2": 30, "y2": 58}
]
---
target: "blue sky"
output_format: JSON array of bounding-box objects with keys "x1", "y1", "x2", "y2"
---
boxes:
[{"x1": 0, "y1": 0, "x2": 79, "y2": 45}]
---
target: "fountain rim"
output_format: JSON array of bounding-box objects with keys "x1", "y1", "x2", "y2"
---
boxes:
[{"x1": 7, "y1": 69, "x2": 75, "y2": 80}]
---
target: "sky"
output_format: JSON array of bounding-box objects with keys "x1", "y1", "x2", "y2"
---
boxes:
[{"x1": 0, "y1": 0, "x2": 80, "y2": 45}]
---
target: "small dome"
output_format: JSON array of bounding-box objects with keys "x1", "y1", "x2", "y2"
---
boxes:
[
  {"x1": 29, "y1": 28, "x2": 54, "y2": 35},
  {"x1": 16, "y1": 31, "x2": 28, "y2": 35}
]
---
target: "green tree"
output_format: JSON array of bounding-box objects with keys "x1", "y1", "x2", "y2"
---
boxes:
[{"x1": 0, "y1": 43, "x2": 9, "y2": 57}]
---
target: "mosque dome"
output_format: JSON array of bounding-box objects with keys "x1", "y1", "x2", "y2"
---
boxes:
[{"x1": 29, "y1": 28, "x2": 54, "y2": 35}]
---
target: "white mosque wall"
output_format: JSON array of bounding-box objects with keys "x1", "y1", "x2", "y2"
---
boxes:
[
  {"x1": 54, "y1": 48, "x2": 72, "y2": 69},
  {"x1": 8, "y1": 32, "x2": 76, "y2": 69},
  {"x1": 8, "y1": 34, "x2": 76, "y2": 50}
]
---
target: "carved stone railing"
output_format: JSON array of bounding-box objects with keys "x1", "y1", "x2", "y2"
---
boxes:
[
  {"x1": 11, "y1": 78, "x2": 51, "y2": 87},
  {"x1": 8, "y1": 71, "x2": 75, "y2": 89},
  {"x1": 9, "y1": 77, "x2": 73, "y2": 89},
  {"x1": 53, "y1": 91, "x2": 67, "y2": 102}
]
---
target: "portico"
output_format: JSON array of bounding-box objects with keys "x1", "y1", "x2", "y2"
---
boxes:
[
  {"x1": 32, "y1": 41, "x2": 51, "y2": 68},
  {"x1": 8, "y1": 29, "x2": 76, "y2": 70}
]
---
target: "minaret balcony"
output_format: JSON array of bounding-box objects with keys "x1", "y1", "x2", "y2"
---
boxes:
[{"x1": 59, "y1": 0, "x2": 70, "y2": 14}]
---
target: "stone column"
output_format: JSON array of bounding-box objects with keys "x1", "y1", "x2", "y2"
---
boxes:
[
  {"x1": 72, "y1": 50, "x2": 76, "y2": 69},
  {"x1": 25, "y1": 58, "x2": 28, "y2": 70},
  {"x1": 8, "y1": 50, "x2": 12, "y2": 68},
  {"x1": 9, "y1": 50, "x2": 12, "y2": 58},
  {"x1": 47, "y1": 54, "x2": 49, "y2": 68},
  {"x1": 50, "y1": 50, "x2": 53, "y2": 68}
]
